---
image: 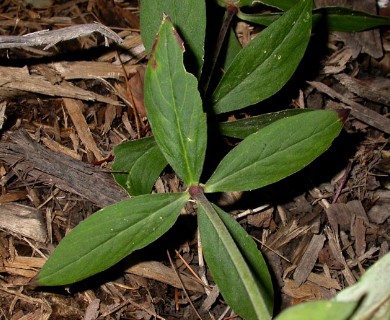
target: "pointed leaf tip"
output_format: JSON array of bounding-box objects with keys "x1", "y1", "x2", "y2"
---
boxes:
[
  {"x1": 149, "y1": 14, "x2": 184, "y2": 71},
  {"x1": 163, "y1": 14, "x2": 185, "y2": 51},
  {"x1": 140, "y1": 0, "x2": 206, "y2": 78}
]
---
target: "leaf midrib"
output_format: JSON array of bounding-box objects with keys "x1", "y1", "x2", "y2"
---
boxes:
[
  {"x1": 40, "y1": 195, "x2": 187, "y2": 283},
  {"x1": 201, "y1": 201, "x2": 270, "y2": 318},
  {"x1": 164, "y1": 29, "x2": 194, "y2": 184},
  {"x1": 207, "y1": 119, "x2": 338, "y2": 190},
  {"x1": 213, "y1": 1, "x2": 308, "y2": 105}
]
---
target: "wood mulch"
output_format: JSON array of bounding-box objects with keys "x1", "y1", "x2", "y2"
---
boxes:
[{"x1": 0, "y1": 0, "x2": 389, "y2": 319}]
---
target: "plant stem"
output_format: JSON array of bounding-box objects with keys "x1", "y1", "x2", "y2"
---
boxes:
[{"x1": 201, "y1": 4, "x2": 238, "y2": 98}]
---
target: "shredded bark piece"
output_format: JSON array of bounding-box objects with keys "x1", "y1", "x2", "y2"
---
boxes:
[
  {"x1": 293, "y1": 234, "x2": 326, "y2": 287},
  {"x1": 0, "y1": 130, "x2": 128, "y2": 208}
]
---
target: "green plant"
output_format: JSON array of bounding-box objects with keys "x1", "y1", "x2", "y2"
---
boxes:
[{"x1": 35, "y1": 0, "x2": 389, "y2": 319}]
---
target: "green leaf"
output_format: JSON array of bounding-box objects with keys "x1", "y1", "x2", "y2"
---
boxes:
[
  {"x1": 198, "y1": 201, "x2": 272, "y2": 320},
  {"x1": 275, "y1": 301, "x2": 358, "y2": 320},
  {"x1": 204, "y1": 110, "x2": 343, "y2": 193},
  {"x1": 215, "y1": 0, "x2": 297, "y2": 10},
  {"x1": 236, "y1": 11, "x2": 280, "y2": 29},
  {"x1": 313, "y1": 7, "x2": 390, "y2": 32},
  {"x1": 144, "y1": 16, "x2": 207, "y2": 187},
  {"x1": 112, "y1": 137, "x2": 168, "y2": 196},
  {"x1": 219, "y1": 109, "x2": 311, "y2": 139},
  {"x1": 140, "y1": 0, "x2": 206, "y2": 78},
  {"x1": 334, "y1": 251, "x2": 390, "y2": 320},
  {"x1": 211, "y1": 0, "x2": 312, "y2": 114},
  {"x1": 237, "y1": 8, "x2": 390, "y2": 32},
  {"x1": 252, "y1": 0, "x2": 298, "y2": 10},
  {"x1": 36, "y1": 193, "x2": 190, "y2": 286}
]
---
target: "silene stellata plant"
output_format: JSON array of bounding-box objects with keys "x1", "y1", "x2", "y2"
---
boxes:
[{"x1": 35, "y1": 0, "x2": 390, "y2": 319}]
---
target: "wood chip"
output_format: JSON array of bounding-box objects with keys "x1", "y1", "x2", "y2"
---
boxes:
[
  {"x1": 98, "y1": 34, "x2": 145, "y2": 63},
  {"x1": 52, "y1": 61, "x2": 138, "y2": 80},
  {"x1": 353, "y1": 216, "x2": 367, "y2": 257},
  {"x1": 121, "y1": 112, "x2": 137, "y2": 138},
  {"x1": 368, "y1": 190, "x2": 390, "y2": 224},
  {"x1": 0, "y1": 203, "x2": 47, "y2": 242},
  {"x1": 101, "y1": 104, "x2": 117, "y2": 134},
  {"x1": 307, "y1": 272, "x2": 341, "y2": 290},
  {"x1": 0, "y1": 101, "x2": 6, "y2": 130},
  {"x1": 63, "y1": 98, "x2": 103, "y2": 161},
  {"x1": 247, "y1": 208, "x2": 273, "y2": 228},
  {"x1": 282, "y1": 278, "x2": 332, "y2": 301},
  {"x1": 325, "y1": 200, "x2": 369, "y2": 232},
  {"x1": 0, "y1": 66, "x2": 121, "y2": 105},
  {"x1": 125, "y1": 261, "x2": 205, "y2": 293},
  {"x1": 41, "y1": 136, "x2": 81, "y2": 160},
  {"x1": 0, "y1": 191, "x2": 28, "y2": 203},
  {"x1": 323, "y1": 48, "x2": 353, "y2": 74},
  {"x1": 0, "y1": 130, "x2": 128, "y2": 208},
  {"x1": 324, "y1": 226, "x2": 356, "y2": 286},
  {"x1": 293, "y1": 234, "x2": 326, "y2": 287},
  {"x1": 267, "y1": 221, "x2": 311, "y2": 251},
  {"x1": 335, "y1": 73, "x2": 390, "y2": 107},
  {"x1": 346, "y1": 245, "x2": 380, "y2": 268},
  {"x1": 33, "y1": 63, "x2": 62, "y2": 85},
  {"x1": 83, "y1": 299, "x2": 100, "y2": 320},
  {"x1": 199, "y1": 286, "x2": 220, "y2": 313},
  {"x1": 128, "y1": 65, "x2": 146, "y2": 117}
]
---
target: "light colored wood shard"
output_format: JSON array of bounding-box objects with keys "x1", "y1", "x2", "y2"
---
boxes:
[
  {"x1": 0, "y1": 203, "x2": 47, "y2": 242},
  {"x1": 63, "y1": 98, "x2": 103, "y2": 161},
  {"x1": 0, "y1": 66, "x2": 121, "y2": 105},
  {"x1": 52, "y1": 61, "x2": 138, "y2": 80}
]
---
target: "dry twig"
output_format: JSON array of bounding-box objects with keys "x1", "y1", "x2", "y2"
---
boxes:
[{"x1": 0, "y1": 22, "x2": 123, "y2": 49}]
